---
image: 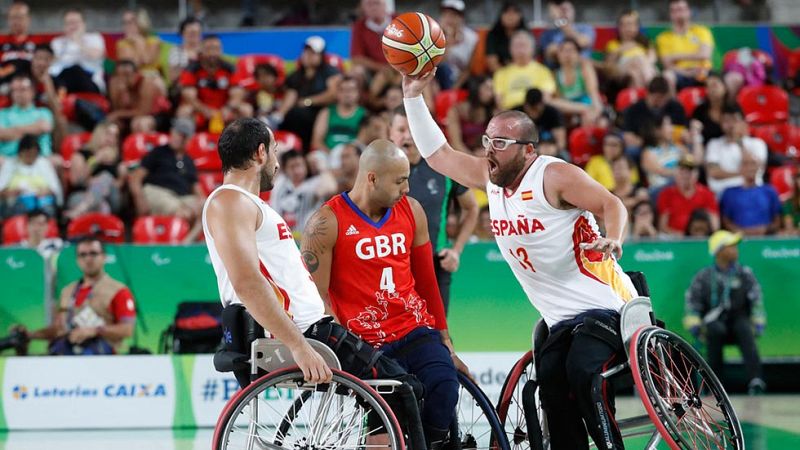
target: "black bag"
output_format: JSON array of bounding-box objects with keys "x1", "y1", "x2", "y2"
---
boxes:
[{"x1": 161, "y1": 301, "x2": 224, "y2": 354}]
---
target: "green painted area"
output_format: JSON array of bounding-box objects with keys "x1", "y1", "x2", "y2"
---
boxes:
[
  {"x1": 172, "y1": 355, "x2": 197, "y2": 428},
  {"x1": 1, "y1": 239, "x2": 798, "y2": 356},
  {"x1": 621, "y1": 422, "x2": 800, "y2": 448}
]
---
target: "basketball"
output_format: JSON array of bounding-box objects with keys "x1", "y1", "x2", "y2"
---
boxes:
[{"x1": 382, "y1": 12, "x2": 446, "y2": 77}]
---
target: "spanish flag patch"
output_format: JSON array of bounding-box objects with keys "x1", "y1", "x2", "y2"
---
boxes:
[{"x1": 521, "y1": 190, "x2": 534, "y2": 201}]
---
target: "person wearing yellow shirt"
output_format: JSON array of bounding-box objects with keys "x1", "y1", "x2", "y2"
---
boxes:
[
  {"x1": 584, "y1": 132, "x2": 639, "y2": 190},
  {"x1": 604, "y1": 10, "x2": 658, "y2": 88},
  {"x1": 656, "y1": 0, "x2": 714, "y2": 90},
  {"x1": 493, "y1": 31, "x2": 557, "y2": 110}
]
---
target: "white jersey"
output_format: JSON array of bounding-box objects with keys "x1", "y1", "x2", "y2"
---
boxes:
[
  {"x1": 202, "y1": 184, "x2": 325, "y2": 333},
  {"x1": 487, "y1": 156, "x2": 637, "y2": 327}
]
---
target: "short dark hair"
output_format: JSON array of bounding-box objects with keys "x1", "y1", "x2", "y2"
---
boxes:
[
  {"x1": 116, "y1": 59, "x2": 137, "y2": 71},
  {"x1": 202, "y1": 34, "x2": 221, "y2": 43},
  {"x1": 34, "y1": 44, "x2": 53, "y2": 55},
  {"x1": 75, "y1": 235, "x2": 105, "y2": 253},
  {"x1": 280, "y1": 149, "x2": 305, "y2": 168},
  {"x1": 647, "y1": 76, "x2": 670, "y2": 95},
  {"x1": 218, "y1": 118, "x2": 272, "y2": 173},
  {"x1": 254, "y1": 63, "x2": 278, "y2": 78},
  {"x1": 18, "y1": 134, "x2": 40, "y2": 153},
  {"x1": 26, "y1": 208, "x2": 48, "y2": 221},
  {"x1": 389, "y1": 105, "x2": 407, "y2": 125},
  {"x1": 10, "y1": 73, "x2": 34, "y2": 86},
  {"x1": 669, "y1": 0, "x2": 688, "y2": 5},
  {"x1": 493, "y1": 110, "x2": 539, "y2": 143},
  {"x1": 179, "y1": 16, "x2": 202, "y2": 35},
  {"x1": 64, "y1": 8, "x2": 83, "y2": 18},
  {"x1": 524, "y1": 88, "x2": 544, "y2": 107},
  {"x1": 721, "y1": 102, "x2": 743, "y2": 118},
  {"x1": 560, "y1": 37, "x2": 582, "y2": 51}
]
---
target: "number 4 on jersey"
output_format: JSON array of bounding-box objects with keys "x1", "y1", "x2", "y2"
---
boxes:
[
  {"x1": 510, "y1": 247, "x2": 535, "y2": 272},
  {"x1": 380, "y1": 267, "x2": 396, "y2": 292}
]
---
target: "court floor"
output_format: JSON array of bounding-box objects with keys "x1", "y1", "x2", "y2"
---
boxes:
[{"x1": 2, "y1": 395, "x2": 799, "y2": 449}]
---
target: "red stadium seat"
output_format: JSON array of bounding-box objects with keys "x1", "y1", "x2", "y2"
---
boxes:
[
  {"x1": 273, "y1": 130, "x2": 303, "y2": 153},
  {"x1": 67, "y1": 213, "x2": 125, "y2": 243},
  {"x1": 615, "y1": 87, "x2": 646, "y2": 113},
  {"x1": 122, "y1": 132, "x2": 169, "y2": 165},
  {"x1": 722, "y1": 48, "x2": 774, "y2": 72},
  {"x1": 737, "y1": 85, "x2": 789, "y2": 125},
  {"x1": 769, "y1": 165, "x2": 798, "y2": 202},
  {"x1": 325, "y1": 54, "x2": 345, "y2": 72},
  {"x1": 59, "y1": 132, "x2": 92, "y2": 165},
  {"x1": 132, "y1": 216, "x2": 190, "y2": 244},
  {"x1": 187, "y1": 132, "x2": 222, "y2": 171},
  {"x1": 0, "y1": 95, "x2": 9, "y2": 108},
  {"x1": 434, "y1": 89, "x2": 468, "y2": 125},
  {"x1": 568, "y1": 126, "x2": 606, "y2": 167},
  {"x1": 676, "y1": 86, "x2": 706, "y2": 118},
  {"x1": 197, "y1": 171, "x2": 224, "y2": 196},
  {"x1": 61, "y1": 93, "x2": 111, "y2": 122},
  {"x1": 2, "y1": 215, "x2": 59, "y2": 245},
  {"x1": 751, "y1": 123, "x2": 800, "y2": 158},
  {"x1": 235, "y1": 54, "x2": 286, "y2": 90}
]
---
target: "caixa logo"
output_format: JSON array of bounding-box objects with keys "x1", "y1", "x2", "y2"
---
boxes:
[
  {"x1": 103, "y1": 383, "x2": 167, "y2": 398},
  {"x1": 9, "y1": 383, "x2": 167, "y2": 400}
]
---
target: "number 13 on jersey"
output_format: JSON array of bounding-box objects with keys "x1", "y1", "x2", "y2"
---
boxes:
[{"x1": 510, "y1": 247, "x2": 536, "y2": 272}]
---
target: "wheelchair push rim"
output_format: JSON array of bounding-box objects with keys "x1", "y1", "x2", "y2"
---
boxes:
[
  {"x1": 453, "y1": 371, "x2": 512, "y2": 450},
  {"x1": 495, "y1": 351, "x2": 548, "y2": 450},
  {"x1": 630, "y1": 326, "x2": 744, "y2": 450},
  {"x1": 213, "y1": 366, "x2": 405, "y2": 450}
]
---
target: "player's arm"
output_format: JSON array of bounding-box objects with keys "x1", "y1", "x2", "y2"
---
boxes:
[
  {"x1": 545, "y1": 163, "x2": 628, "y2": 260},
  {"x1": 402, "y1": 72, "x2": 489, "y2": 190},
  {"x1": 408, "y1": 197, "x2": 471, "y2": 377},
  {"x1": 301, "y1": 205, "x2": 338, "y2": 317},
  {"x1": 206, "y1": 190, "x2": 332, "y2": 383}
]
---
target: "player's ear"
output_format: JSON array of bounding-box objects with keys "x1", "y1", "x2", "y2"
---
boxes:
[
  {"x1": 368, "y1": 172, "x2": 377, "y2": 186},
  {"x1": 256, "y1": 142, "x2": 267, "y2": 162}
]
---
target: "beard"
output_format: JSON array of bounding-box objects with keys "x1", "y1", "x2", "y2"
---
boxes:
[
  {"x1": 489, "y1": 150, "x2": 526, "y2": 187},
  {"x1": 259, "y1": 164, "x2": 277, "y2": 192}
]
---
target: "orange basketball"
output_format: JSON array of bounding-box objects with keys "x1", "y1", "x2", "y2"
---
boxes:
[{"x1": 382, "y1": 12, "x2": 446, "y2": 77}]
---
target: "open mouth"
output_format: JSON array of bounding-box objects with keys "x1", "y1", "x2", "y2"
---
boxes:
[{"x1": 487, "y1": 158, "x2": 498, "y2": 175}]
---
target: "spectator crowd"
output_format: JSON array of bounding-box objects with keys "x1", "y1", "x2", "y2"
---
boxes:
[{"x1": 0, "y1": 0, "x2": 799, "y2": 253}]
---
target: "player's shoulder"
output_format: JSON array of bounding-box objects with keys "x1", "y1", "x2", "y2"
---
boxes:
[{"x1": 305, "y1": 204, "x2": 339, "y2": 236}]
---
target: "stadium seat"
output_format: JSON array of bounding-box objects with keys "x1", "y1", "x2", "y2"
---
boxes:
[
  {"x1": 737, "y1": 85, "x2": 789, "y2": 125},
  {"x1": 197, "y1": 171, "x2": 224, "y2": 196},
  {"x1": 615, "y1": 87, "x2": 646, "y2": 113},
  {"x1": 235, "y1": 54, "x2": 286, "y2": 90},
  {"x1": 434, "y1": 89, "x2": 468, "y2": 125},
  {"x1": 122, "y1": 132, "x2": 169, "y2": 165},
  {"x1": 568, "y1": 126, "x2": 606, "y2": 167},
  {"x1": 67, "y1": 213, "x2": 125, "y2": 243},
  {"x1": 722, "y1": 48, "x2": 774, "y2": 72},
  {"x1": 676, "y1": 86, "x2": 706, "y2": 117},
  {"x1": 769, "y1": 165, "x2": 798, "y2": 202},
  {"x1": 2, "y1": 215, "x2": 59, "y2": 245},
  {"x1": 273, "y1": 130, "x2": 303, "y2": 153},
  {"x1": 187, "y1": 132, "x2": 222, "y2": 171},
  {"x1": 132, "y1": 216, "x2": 190, "y2": 244},
  {"x1": 751, "y1": 123, "x2": 800, "y2": 158},
  {"x1": 61, "y1": 93, "x2": 111, "y2": 122},
  {"x1": 60, "y1": 132, "x2": 92, "y2": 165},
  {"x1": 325, "y1": 54, "x2": 345, "y2": 72},
  {"x1": 0, "y1": 95, "x2": 9, "y2": 108}
]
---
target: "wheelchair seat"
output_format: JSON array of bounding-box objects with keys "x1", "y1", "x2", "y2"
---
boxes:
[
  {"x1": 620, "y1": 297, "x2": 655, "y2": 356},
  {"x1": 532, "y1": 318, "x2": 549, "y2": 353},
  {"x1": 252, "y1": 338, "x2": 342, "y2": 372}
]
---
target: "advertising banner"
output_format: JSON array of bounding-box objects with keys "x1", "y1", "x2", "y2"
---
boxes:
[{"x1": 2, "y1": 356, "x2": 175, "y2": 429}]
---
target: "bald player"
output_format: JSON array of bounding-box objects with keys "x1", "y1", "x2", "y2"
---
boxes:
[{"x1": 302, "y1": 139, "x2": 467, "y2": 449}]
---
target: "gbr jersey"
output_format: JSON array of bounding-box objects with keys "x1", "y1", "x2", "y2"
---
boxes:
[
  {"x1": 326, "y1": 193, "x2": 435, "y2": 346},
  {"x1": 487, "y1": 155, "x2": 637, "y2": 327},
  {"x1": 202, "y1": 184, "x2": 325, "y2": 333}
]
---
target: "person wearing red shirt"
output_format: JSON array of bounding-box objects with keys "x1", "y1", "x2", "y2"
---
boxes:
[
  {"x1": 657, "y1": 155, "x2": 719, "y2": 235},
  {"x1": 22, "y1": 236, "x2": 136, "y2": 355},
  {"x1": 350, "y1": 0, "x2": 392, "y2": 75},
  {"x1": 301, "y1": 139, "x2": 468, "y2": 449},
  {"x1": 178, "y1": 35, "x2": 251, "y2": 127}
]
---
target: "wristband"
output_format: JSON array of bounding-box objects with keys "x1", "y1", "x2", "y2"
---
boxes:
[{"x1": 403, "y1": 95, "x2": 446, "y2": 158}]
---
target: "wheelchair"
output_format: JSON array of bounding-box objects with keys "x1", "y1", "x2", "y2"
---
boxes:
[
  {"x1": 495, "y1": 295, "x2": 744, "y2": 450},
  {"x1": 213, "y1": 337, "x2": 512, "y2": 450}
]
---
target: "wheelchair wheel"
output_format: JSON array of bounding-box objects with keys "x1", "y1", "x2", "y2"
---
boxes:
[
  {"x1": 496, "y1": 351, "x2": 548, "y2": 450},
  {"x1": 630, "y1": 327, "x2": 745, "y2": 450},
  {"x1": 450, "y1": 371, "x2": 511, "y2": 450},
  {"x1": 213, "y1": 367, "x2": 405, "y2": 450}
]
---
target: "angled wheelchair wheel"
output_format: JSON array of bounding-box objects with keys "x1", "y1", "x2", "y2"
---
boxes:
[
  {"x1": 213, "y1": 367, "x2": 405, "y2": 450},
  {"x1": 450, "y1": 371, "x2": 511, "y2": 450},
  {"x1": 496, "y1": 351, "x2": 548, "y2": 450},
  {"x1": 630, "y1": 327, "x2": 745, "y2": 450}
]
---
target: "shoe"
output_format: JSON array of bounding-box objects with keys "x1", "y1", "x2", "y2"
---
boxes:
[{"x1": 747, "y1": 377, "x2": 766, "y2": 395}]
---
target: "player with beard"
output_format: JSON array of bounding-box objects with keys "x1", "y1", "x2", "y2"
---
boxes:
[
  {"x1": 399, "y1": 71, "x2": 639, "y2": 450},
  {"x1": 201, "y1": 118, "x2": 425, "y2": 427}
]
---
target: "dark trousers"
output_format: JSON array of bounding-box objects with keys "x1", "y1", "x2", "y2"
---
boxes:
[
  {"x1": 706, "y1": 314, "x2": 763, "y2": 382},
  {"x1": 433, "y1": 256, "x2": 452, "y2": 314},
  {"x1": 536, "y1": 311, "x2": 625, "y2": 450},
  {"x1": 381, "y1": 327, "x2": 459, "y2": 435}
]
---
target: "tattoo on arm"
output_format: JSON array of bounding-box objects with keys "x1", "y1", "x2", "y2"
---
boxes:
[{"x1": 302, "y1": 250, "x2": 320, "y2": 273}]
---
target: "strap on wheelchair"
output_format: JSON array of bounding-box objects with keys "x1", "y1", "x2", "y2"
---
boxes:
[
  {"x1": 625, "y1": 271, "x2": 650, "y2": 298},
  {"x1": 304, "y1": 316, "x2": 384, "y2": 378}
]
